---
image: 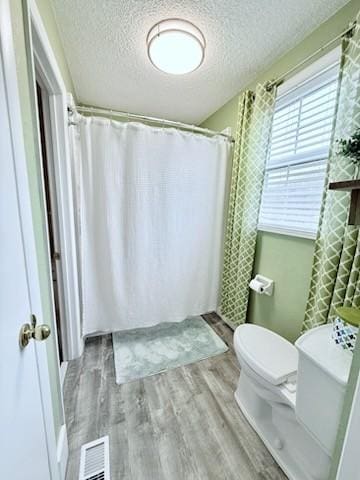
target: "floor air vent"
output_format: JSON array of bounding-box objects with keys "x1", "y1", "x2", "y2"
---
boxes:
[{"x1": 79, "y1": 436, "x2": 110, "y2": 480}]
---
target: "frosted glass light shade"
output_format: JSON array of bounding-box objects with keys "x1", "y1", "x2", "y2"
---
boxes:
[{"x1": 147, "y1": 19, "x2": 205, "y2": 75}]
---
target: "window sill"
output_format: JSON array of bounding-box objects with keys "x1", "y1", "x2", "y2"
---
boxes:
[{"x1": 257, "y1": 225, "x2": 317, "y2": 241}]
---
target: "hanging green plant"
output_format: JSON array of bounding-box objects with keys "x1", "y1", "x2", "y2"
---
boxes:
[{"x1": 337, "y1": 127, "x2": 360, "y2": 169}]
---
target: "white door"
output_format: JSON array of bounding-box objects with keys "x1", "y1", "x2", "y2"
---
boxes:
[{"x1": 0, "y1": 8, "x2": 55, "y2": 480}]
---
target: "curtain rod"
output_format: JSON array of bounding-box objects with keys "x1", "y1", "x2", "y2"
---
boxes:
[
  {"x1": 266, "y1": 20, "x2": 357, "y2": 91},
  {"x1": 68, "y1": 105, "x2": 235, "y2": 143}
]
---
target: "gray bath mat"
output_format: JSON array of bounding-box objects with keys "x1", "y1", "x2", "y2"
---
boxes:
[{"x1": 112, "y1": 316, "x2": 228, "y2": 384}]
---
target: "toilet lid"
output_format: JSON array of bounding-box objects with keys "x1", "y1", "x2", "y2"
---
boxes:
[{"x1": 235, "y1": 324, "x2": 298, "y2": 385}]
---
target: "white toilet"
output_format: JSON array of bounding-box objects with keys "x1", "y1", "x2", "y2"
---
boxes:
[{"x1": 234, "y1": 323, "x2": 352, "y2": 480}]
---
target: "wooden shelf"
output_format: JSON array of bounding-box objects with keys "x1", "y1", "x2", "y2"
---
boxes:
[{"x1": 329, "y1": 179, "x2": 360, "y2": 225}]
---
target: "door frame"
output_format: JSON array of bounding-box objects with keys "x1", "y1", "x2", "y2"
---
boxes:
[
  {"x1": 26, "y1": 0, "x2": 83, "y2": 362},
  {"x1": 335, "y1": 363, "x2": 360, "y2": 479},
  {"x1": 0, "y1": 0, "x2": 65, "y2": 478}
]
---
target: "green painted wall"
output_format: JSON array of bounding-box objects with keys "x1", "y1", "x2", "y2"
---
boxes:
[
  {"x1": 9, "y1": 0, "x2": 75, "y2": 439},
  {"x1": 248, "y1": 232, "x2": 315, "y2": 342},
  {"x1": 202, "y1": 0, "x2": 360, "y2": 342},
  {"x1": 35, "y1": 0, "x2": 75, "y2": 94}
]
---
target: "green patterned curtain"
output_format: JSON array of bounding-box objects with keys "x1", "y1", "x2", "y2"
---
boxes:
[
  {"x1": 303, "y1": 16, "x2": 360, "y2": 332},
  {"x1": 220, "y1": 84, "x2": 277, "y2": 326}
]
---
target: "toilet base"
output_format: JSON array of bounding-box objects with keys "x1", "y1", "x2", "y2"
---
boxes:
[{"x1": 235, "y1": 372, "x2": 330, "y2": 480}]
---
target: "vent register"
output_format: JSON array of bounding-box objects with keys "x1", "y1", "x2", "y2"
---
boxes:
[{"x1": 79, "y1": 436, "x2": 110, "y2": 480}]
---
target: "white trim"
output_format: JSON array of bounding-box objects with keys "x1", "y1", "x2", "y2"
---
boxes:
[
  {"x1": 60, "y1": 361, "x2": 68, "y2": 387},
  {"x1": 29, "y1": 0, "x2": 83, "y2": 360},
  {"x1": 57, "y1": 424, "x2": 69, "y2": 480},
  {"x1": 36, "y1": 73, "x2": 69, "y2": 364},
  {"x1": 0, "y1": 0, "x2": 60, "y2": 478},
  {"x1": 258, "y1": 225, "x2": 317, "y2": 240},
  {"x1": 277, "y1": 46, "x2": 341, "y2": 99},
  {"x1": 336, "y1": 373, "x2": 360, "y2": 479}
]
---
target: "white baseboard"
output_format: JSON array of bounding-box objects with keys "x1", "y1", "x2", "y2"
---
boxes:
[{"x1": 57, "y1": 424, "x2": 68, "y2": 480}]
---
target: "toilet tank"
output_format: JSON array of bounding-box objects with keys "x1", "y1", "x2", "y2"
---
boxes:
[{"x1": 295, "y1": 324, "x2": 352, "y2": 455}]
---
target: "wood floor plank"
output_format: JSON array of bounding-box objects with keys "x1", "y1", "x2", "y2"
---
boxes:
[
  {"x1": 165, "y1": 368, "x2": 232, "y2": 480},
  {"x1": 63, "y1": 314, "x2": 288, "y2": 480},
  {"x1": 122, "y1": 380, "x2": 166, "y2": 480},
  {"x1": 144, "y1": 373, "x2": 202, "y2": 480}
]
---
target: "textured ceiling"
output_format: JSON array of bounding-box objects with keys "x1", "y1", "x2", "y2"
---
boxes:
[{"x1": 51, "y1": 0, "x2": 349, "y2": 124}]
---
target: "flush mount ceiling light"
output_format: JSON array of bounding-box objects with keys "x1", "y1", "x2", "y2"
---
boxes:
[{"x1": 147, "y1": 19, "x2": 206, "y2": 75}]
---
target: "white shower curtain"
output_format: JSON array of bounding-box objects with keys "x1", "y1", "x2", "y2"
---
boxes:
[{"x1": 75, "y1": 116, "x2": 230, "y2": 335}]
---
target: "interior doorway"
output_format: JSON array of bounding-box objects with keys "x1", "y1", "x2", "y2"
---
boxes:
[
  {"x1": 36, "y1": 78, "x2": 64, "y2": 363},
  {"x1": 28, "y1": 2, "x2": 82, "y2": 363}
]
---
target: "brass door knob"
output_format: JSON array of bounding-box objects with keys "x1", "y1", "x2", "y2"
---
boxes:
[
  {"x1": 33, "y1": 324, "x2": 51, "y2": 341},
  {"x1": 19, "y1": 314, "x2": 51, "y2": 348}
]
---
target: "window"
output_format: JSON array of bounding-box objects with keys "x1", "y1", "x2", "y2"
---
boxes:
[{"x1": 258, "y1": 49, "x2": 340, "y2": 239}]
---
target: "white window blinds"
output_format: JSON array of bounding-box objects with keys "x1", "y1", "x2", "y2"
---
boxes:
[{"x1": 258, "y1": 57, "x2": 340, "y2": 239}]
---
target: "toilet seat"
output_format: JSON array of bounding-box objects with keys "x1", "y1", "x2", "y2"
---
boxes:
[
  {"x1": 234, "y1": 324, "x2": 298, "y2": 386},
  {"x1": 234, "y1": 324, "x2": 347, "y2": 480}
]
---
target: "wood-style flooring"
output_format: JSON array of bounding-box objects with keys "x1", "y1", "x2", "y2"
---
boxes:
[{"x1": 64, "y1": 313, "x2": 288, "y2": 479}]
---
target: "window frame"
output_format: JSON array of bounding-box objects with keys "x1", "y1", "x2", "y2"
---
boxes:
[{"x1": 258, "y1": 46, "x2": 341, "y2": 240}]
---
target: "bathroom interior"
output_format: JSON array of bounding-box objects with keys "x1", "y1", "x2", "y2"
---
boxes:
[{"x1": 2, "y1": 0, "x2": 360, "y2": 479}]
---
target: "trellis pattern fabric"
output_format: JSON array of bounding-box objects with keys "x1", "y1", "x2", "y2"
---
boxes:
[
  {"x1": 221, "y1": 85, "x2": 276, "y2": 326},
  {"x1": 303, "y1": 16, "x2": 360, "y2": 332}
]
